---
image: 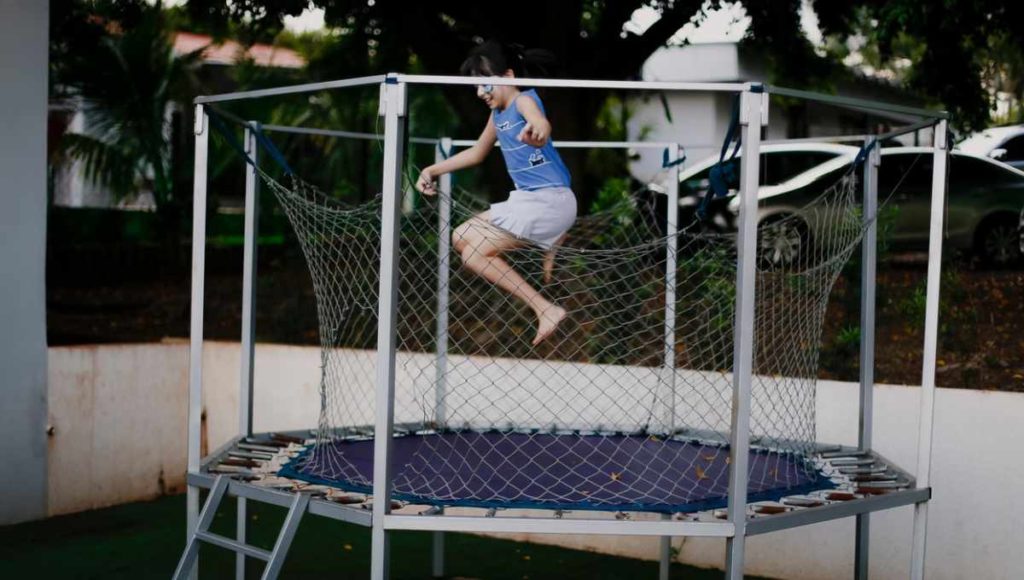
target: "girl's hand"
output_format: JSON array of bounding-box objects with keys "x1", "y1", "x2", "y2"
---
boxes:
[
  {"x1": 416, "y1": 168, "x2": 438, "y2": 195},
  {"x1": 517, "y1": 122, "x2": 547, "y2": 147}
]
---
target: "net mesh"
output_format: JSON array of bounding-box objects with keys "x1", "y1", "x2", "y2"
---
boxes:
[{"x1": 260, "y1": 140, "x2": 866, "y2": 512}]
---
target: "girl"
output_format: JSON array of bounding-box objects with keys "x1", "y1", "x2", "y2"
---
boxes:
[{"x1": 415, "y1": 40, "x2": 576, "y2": 346}]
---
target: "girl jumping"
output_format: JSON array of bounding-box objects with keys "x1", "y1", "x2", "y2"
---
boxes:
[{"x1": 415, "y1": 40, "x2": 576, "y2": 346}]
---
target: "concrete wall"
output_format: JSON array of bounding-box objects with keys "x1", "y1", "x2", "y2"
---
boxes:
[
  {"x1": 45, "y1": 342, "x2": 1024, "y2": 579},
  {"x1": 0, "y1": 0, "x2": 50, "y2": 525}
]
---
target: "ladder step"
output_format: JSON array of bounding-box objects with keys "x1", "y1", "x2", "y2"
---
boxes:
[
  {"x1": 195, "y1": 530, "x2": 272, "y2": 561},
  {"x1": 238, "y1": 442, "x2": 283, "y2": 453}
]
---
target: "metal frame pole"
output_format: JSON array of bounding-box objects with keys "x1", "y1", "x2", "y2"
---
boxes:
[
  {"x1": 186, "y1": 105, "x2": 209, "y2": 580},
  {"x1": 434, "y1": 137, "x2": 452, "y2": 429},
  {"x1": 432, "y1": 137, "x2": 452, "y2": 579},
  {"x1": 658, "y1": 144, "x2": 681, "y2": 580},
  {"x1": 910, "y1": 119, "x2": 947, "y2": 580},
  {"x1": 371, "y1": 77, "x2": 407, "y2": 580},
  {"x1": 236, "y1": 122, "x2": 261, "y2": 580},
  {"x1": 855, "y1": 136, "x2": 881, "y2": 580},
  {"x1": 725, "y1": 89, "x2": 767, "y2": 579},
  {"x1": 661, "y1": 143, "x2": 681, "y2": 432},
  {"x1": 658, "y1": 513, "x2": 672, "y2": 580}
]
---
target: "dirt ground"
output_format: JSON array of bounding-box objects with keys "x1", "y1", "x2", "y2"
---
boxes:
[{"x1": 46, "y1": 245, "x2": 1024, "y2": 392}]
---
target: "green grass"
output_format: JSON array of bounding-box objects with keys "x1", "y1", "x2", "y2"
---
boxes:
[{"x1": 0, "y1": 494, "x2": 768, "y2": 579}]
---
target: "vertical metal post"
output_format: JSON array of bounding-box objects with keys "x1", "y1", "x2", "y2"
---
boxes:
[
  {"x1": 434, "y1": 137, "x2": 452, "y2": 429},
  {"x1": 910, "y1": 119, "x2": 947, "y2": 580},
  {"x1": 371, "y1": 76, "x2": 407, "y2": 580},
  {"x1": 236, "y1": 122, "x2": 261, "y2": 580},
  {"x1": 662, "y1": 143, "x2": 681, "y2": 431},
  {"x1": 187, "y1": 104, "x2": 209, "y2": 580},
  {"x1": 658, "y1": 144, "x2": 681, "y2": 579},
  {"x1": 725, "y1": 89, "x2": 767, "y2": 579},
  {"x1": 658, "y1": 513, "x2": 672, "y2": 580},
  {"x1": 432, "y1": 523, "x2": 445, "y2": 578},
  {"x1": 855, "y1": 137, "x2": 880, "y2": 580},
  {"x1": 431, "y1": 137, "x2": 452, "y2": 579}
]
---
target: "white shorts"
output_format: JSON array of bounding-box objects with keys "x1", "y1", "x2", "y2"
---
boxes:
[{"x1": 488, "y1": 187, "x2": 577, "y2": 249}]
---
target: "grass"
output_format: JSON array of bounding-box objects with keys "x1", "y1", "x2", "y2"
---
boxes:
[{"x1": 0, "y1": 493, "x2": 769, "y2": 579}]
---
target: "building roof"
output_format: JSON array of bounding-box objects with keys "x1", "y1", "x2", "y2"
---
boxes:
[{"x1": 173, "y1": 32, "x2": 305, "y2": 69}]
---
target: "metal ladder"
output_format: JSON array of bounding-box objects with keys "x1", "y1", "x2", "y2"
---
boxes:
[{"x1": 172, "y1": 475, "x2": 310, "y2": 580}]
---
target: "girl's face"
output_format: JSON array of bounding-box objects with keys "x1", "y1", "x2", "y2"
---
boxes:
[{"x1": 476, "y1": 70, "x2": 517, "y2": 110}]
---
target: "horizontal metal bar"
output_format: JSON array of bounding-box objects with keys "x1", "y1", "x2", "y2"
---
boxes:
[
  {"x1": 308, "y1": 496, "x2": 373, "y2": 527},
  {"x1": 765, "y1": 119, "x2": 934, "y2": 147},
  {"x1": 877, "y1": 118, "x2": 940, "y2": 141},
  {"x1": 261, "y1": 124, "x2": 439, "y2": 146},
  {"x1": 448, "y1": 139, "x2": 682, "y2": 150},
  {"x1": 187, "y1": 471, "x2": 372, "y2": 526},
  {"x1": 262, "y1": 124, "x2": 382, "y2": 141},
  {"x1": 763, "y1": 135, "x2": 871, "y2": 145},
  {"x1": 194, "y1": 75, "x2": 387, "y2": 104},
  {"x1": 259, "y1": 125, "x2": 682, "y2": 151},
  {"x1": 384, "y1": 514, "x2": 734, "y2": 537},
  {"x1": 201, "y1": 434, "x2": 245, "y2": 470},
  {"x1": 397, "y1": 74, "x2": 751, "y2": 93},
  {"x1": 196, "y1": 531, "x2": 271, "y2": 561},
  {"x1": 745, "y1": 487, "x2": 931, "y2": 536},
  {"x1": 766, "y1": 85, "x2": 948, "y2": 120}
]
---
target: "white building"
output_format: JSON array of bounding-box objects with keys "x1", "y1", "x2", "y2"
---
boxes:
[
  {"x1": 49, "y1": 33, "x2": 304, "y2": 211},
  {"x1": 628, "y1": 42, "x2": 935, "y2": 183}
]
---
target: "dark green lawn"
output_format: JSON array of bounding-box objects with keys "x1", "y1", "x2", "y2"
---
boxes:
[{"x1": 0, "y1": 494, "x2": 771, "y2": 579}]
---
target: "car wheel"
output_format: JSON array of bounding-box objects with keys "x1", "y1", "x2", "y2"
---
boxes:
[
  {"x1": 976, "y1": 217, "x2": 1022, "y2": 267},
  {"x1": 758, "y1": 215, "x2": 810, "y2": 268}
]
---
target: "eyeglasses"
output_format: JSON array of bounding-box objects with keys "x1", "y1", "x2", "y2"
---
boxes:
[{"x1": 477, "y1": 84, "x2": 494, "y2": 94}]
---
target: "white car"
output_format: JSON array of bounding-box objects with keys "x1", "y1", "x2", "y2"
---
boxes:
[
  {"x1": 675, "y1": 144, "x2": 1024, "y2": 266},
  {"x1": 958, "y1": 125, "x2": 1024, "y2": 171}
]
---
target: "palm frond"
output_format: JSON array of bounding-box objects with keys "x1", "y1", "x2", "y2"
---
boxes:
[{"x1": 57, "y1": 132, "x2": 140, "y2": 199}]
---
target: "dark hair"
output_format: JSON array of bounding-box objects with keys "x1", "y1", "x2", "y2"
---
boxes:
[{"x1": 459, "y1": 40, "x2": 557, "y2": 78}]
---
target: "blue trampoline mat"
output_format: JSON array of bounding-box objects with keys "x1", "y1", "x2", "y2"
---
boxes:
[{"x1": 278, "y1": 431, "x2": 832, "y2": 513}]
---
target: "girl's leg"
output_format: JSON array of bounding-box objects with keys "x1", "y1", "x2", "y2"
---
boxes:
[
  {"x1": 542, "y1": 232, "x2": 568, "y2": 284},
  {"x1": 453, "y1": 212, "x2": 567, "y2": 346}
]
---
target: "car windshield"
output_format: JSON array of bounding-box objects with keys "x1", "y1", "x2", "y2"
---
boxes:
[{"x1": 681, "y1": 150, "x2": 841, "y2": 195}]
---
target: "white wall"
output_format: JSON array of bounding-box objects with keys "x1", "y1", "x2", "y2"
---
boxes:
[
  {"x1": 0, "y1": 0, "x2": 49, "y2": 526},
  {"x1": 45, "y1": 342, "x2": 1024, "y2": 579}
]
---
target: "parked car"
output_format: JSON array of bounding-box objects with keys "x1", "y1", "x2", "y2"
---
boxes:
[
  {"x1": 958, "y1": 124, "x2": 1024, "y2": 171},
  {"x1": 673, "y1": 144, "x2": 1024, "y2": 266},
  {"x1": 1019, "y1": 206, "x2": 1024, "y2": 256}
]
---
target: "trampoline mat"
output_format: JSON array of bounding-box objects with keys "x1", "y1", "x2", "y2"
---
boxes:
[{"x1": 278, "y1": 431, "x2": 831, "y2": 513}]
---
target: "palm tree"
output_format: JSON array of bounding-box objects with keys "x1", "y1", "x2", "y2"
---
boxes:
[{"x1": 52, "y1": 2, "x2": 201, "y2": 252}]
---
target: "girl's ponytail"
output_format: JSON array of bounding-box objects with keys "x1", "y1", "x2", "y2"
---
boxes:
[{"x1": 460, "y1": 40, "x2": 558, "y2": 78}]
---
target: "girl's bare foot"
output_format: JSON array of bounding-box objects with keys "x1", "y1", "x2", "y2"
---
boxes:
[{"x1": 532, "y1": 304, "x2": 567, "y2": 346}]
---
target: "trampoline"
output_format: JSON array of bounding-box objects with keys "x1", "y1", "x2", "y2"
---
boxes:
[{"x1": 176, "y1": 74, "x2": 949, "y2": 580}]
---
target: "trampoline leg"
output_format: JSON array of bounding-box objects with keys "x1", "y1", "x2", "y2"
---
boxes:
[
  {"x1": 855, "y1": 513, "x2": 870, "y2": 580},
  {"x1": 725, "y1": 536, "x2": 745, "y2": 580},
  {"x1": 658, "y1": 520, "x2": 671, "y2": 580},
  {"x1": 432, "y1": 531, "x2": 445, "y2": 578},
  {"x1": 236, "y1": 497, "x2": 247, "y2": 580}
]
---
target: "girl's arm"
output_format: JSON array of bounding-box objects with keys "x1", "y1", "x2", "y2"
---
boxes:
[
  {"x1": 515, "y1": 95, "x2": 552, "y2": 147},
  {"x1": 416, "y1": 120, "x2": 497, "y2": 195}
]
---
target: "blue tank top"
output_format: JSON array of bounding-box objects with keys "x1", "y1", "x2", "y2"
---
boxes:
[{"x1": 492, "y1": 89, "x2": 572, "y2": 191}]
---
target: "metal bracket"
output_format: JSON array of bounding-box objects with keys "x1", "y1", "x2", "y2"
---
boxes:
[
  {"x1": 934, "y1": 125, "x2": 948, "y2": 150},
  {"x1": 870, "y1": 143, "x2": 882, "y2": 167},
  {"x1": 738, "y1": 91, "x2": 770, "y2": 127},
  {"x1": 378, "y1": 76, "x2": 408, "y2": 118},
  {"x1": 194, "y1": 105, "x2": 206, "y2": 136}
]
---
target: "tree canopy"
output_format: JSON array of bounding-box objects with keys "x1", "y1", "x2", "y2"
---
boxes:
[{"x1": 184, "y1": 0, "x2": 1024, "y2": 131}]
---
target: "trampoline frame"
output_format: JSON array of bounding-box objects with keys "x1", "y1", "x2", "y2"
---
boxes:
[{"x1": 183, "y1": 73, "x2": 949, "y2": 580}]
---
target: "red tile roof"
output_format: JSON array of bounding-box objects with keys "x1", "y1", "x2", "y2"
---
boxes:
[{"x1": 173, "y1": 32, "x2": 305, "y2": 69}]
